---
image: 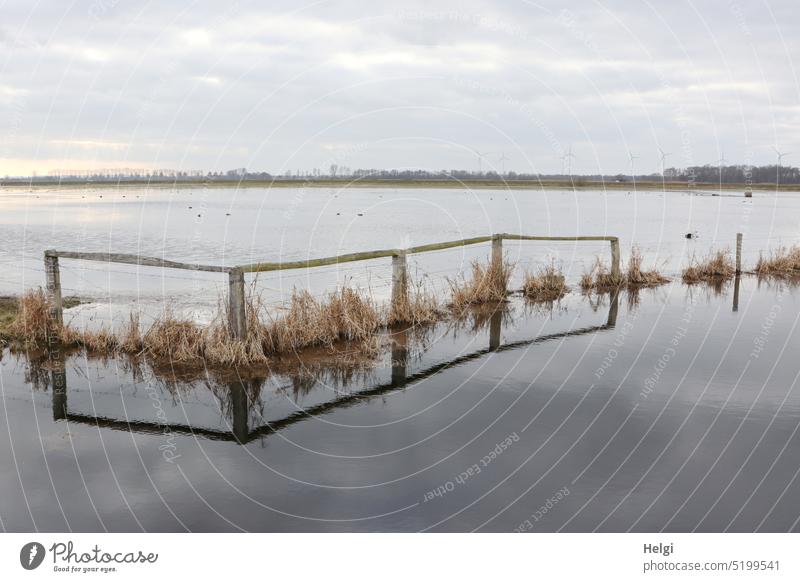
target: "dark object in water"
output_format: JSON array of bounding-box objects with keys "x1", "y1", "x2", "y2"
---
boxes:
[
  {"x1": 685, "y1": 233, "x2": 693, "y2": 239},
  {"x1": 357, "y1": 213, "x2": 363, "y2": 216}
]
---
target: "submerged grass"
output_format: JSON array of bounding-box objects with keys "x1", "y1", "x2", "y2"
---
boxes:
[
  {"x1": 755, "y1": 245, "x2": 800, "y2": 277},
  {"x1": 256, "y1": 286, "x2": 382, "y2": 355},
  {"x1": 387, "y1": 279, "x2": 444, "y2": 326},
  {"x1": 581, "y1": 257, "x2": 625, "y2": 292},
  {"x1": 0, "y1": 296, "x2": 19, "y2": 343},
  {"x1": 2, "y1": 285, "x2": 382, "y2": 368},
  {"x1": 580, "y1": 249, "x2": 669, "y2": 292},
  {"x1": 522, "y1": 262, "x2": 568, "y2": 303},
  {"x1": 682, "y1": 250, "x2": 735, "y2": 284},
  {"x1": 5, "y1": 288, "x2": 51, "y2": 344},
  {"x1": 625, "y1": 247, "x2": 670, "y2": 287},
  {"x1": 448, "y1": 258, "x2": 513, "y2": 312}
]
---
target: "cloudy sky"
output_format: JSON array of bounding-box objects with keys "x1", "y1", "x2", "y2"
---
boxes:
[{"x1": 1, "y1": 0, "x2": 798, "y2": 176}]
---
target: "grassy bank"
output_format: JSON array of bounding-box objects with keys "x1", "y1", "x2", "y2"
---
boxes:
[{"x1": 3, "y1": 178, "x2": 798, "y2": 192}]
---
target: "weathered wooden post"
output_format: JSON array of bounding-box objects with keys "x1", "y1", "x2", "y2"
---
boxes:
[
  {"x1": 391, "y1": 327, "x2": 408, "y2": 387},
  {"x1": 607, "y1": 289, "x2": 620, "y2": 327},
  {"x1": 43, "y1": 250, "x2": 63, "y2": 336},
  {"x1": 228, "y1": 267, "x2": 247, "y2": 340},
  {"x1": 51, "y1": 356, "x2": 67, "y2": 421},
  {"x1": 735, "y1": 232, "x2": 743, "y2": 274},
  {"x1": 610, "y1": 237, "x2": 621, "y2": 279},
  {"x1": 229, "y1": 381, "x2": 250, "y2": 444},
  {"x1": 489, "y1": 308, "x2": 502, "y2": 351},
  {"x1": 491, "y1": 233, "x2": 503, "y2": 272},
  {"x1": 391, "y1": 250, "x2": 408, "y2": 315}
]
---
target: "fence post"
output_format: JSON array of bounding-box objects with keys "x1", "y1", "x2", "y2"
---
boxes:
[
  {"x1": 51, "y1": 357, "x2": 67, "y2": 420},
  {"x1": 229, "y1": 381, "x2": 250, "y2": 444},
  {"x1": 228, "y1": 268, "x2": 247, "y2": 340},
  {"x1": 610, "y1": 238, "x2": 621, "y2": 279},
  {"x1": 391, "y1": 327, "x2": 408, "y2": 387},
  {"x1": 491, "y1": 233, "x2": 504, "y2": 270},
  {"x1": 735, "y1": 232, "x2": 743, "y2": 274},
  {"x1": 391, "y1": 250, "x2": 408, "y2": 314},
  {"x1": 489, "y1": 308, "x2": 502, "y2": 351},
  {"x1": 44, "y1": 250, "x2": 63, "y2": 336}
]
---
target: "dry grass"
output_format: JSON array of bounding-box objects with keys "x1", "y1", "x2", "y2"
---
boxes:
[
  {"x1": 142, "y1": 312, "x2": 206, "y2": 361},
  {"x1": 580, "y1": 257, "x2": 625, "y2": 291},
  {"x1": 256, "y1": 286, "x2": 382, "y2": 355},
  {"x1": 448, "y1": 258, "x2": 513, "y2": 312},
  {"x1": 755, "y1": 245, "x2": 800, "y2": 277},
  {"x1": 0, "y1": 297, "x2": 19, "y2": 343},
  {"x1": 580, "y1": 270, "x2": 594, "y2": 293},
  {"x1": 522, "y1": 262, "x2": 568, "y2": 302},
  {"x1": 580, "y1": 250, "x2": 669, "y2": 293},
  {"x1": 626, "y1": 247, "x2": 670, "y2": 287},
  {"x1": 682, "y1": 250, "x2": 735, "y2": 283},
  {"x1": 387, "y1": 280, "x2": 444, "y2": 326},
  {"x1": 6, "y1": 289, "x2": 52, "y2": 344},
  {"x1": 119, "y1": 312, "x2": 144, "y2": 353}
]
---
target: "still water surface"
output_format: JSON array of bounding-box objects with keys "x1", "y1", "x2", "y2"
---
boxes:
[
  {"x1": 2, "y1": 276, "x2": 799, "y2": 532},
  {"x1": 1, "y1": 186, "x2": 798, "y2": 327}
]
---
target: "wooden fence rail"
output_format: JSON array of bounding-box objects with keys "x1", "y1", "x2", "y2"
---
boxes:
[{"x1": 44, "y1": 234, "x2": 620, "y2": 340}]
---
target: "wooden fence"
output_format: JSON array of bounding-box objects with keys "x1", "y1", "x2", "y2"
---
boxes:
[{"x1": 43, "y1": 233, "x2": 620, "y2": 339}]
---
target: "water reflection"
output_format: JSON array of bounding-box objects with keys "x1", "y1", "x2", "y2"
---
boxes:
[{"x1": 33, "y1": 293, "x2": 619, "y2": 446}]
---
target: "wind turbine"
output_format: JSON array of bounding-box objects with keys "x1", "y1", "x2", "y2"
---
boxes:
[
  {"x1": 498, "y1": 152, "x2": 510, "y2": 175},
  {"x1": 773, "y1": 146, "x2": 791, "y2": 189},
  {"x1": 658, "y1": 147, "x2": 672, "y2": 178},
  {"x1": 716, "y1": 148, "x2": 728, "y2": 188},
  {"x1": 561, "y1": 144, "x2": 575, "y2": 177},
  {"x1": 474, "y1": 149, "x2": 488, "y2": 174},
  {"x1": 628, "y1": 151, "x2": 639, "y2": 184}
]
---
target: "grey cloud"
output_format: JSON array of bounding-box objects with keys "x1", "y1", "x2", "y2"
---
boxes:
[{"x1": 1, "y1": 0, "x2": 798, "y2": 175}]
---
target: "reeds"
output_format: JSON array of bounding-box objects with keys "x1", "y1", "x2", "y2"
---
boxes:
[
  {"x1": 387, "y1": 280, "x2": 444, "y2": 326},
  {"x1": 257, "y1": 286, "x2": 382, "y2": 354},
  {"x1": 682, "y1": 250, "x2": 735, "y2": 283},
  {"x1": 581, "y1": 257, "x2": 625, "y2": 291},
  {"x1": 522, "y1": 262, "x2": 568, "y2": 302},
  {"x1": 755, "y1": 245, "x2": 800, "y2": 277},
  {"x1": 448, "y1": 258, "x2": 513, "y2": 311},
  {"x1": 580, "y1": 249, "x2": 669, "y2": 292},
  {"x1": 625, "y1": 247, "x2": 670, "y2": 287},
  {"x1": 6, "y1": 288, "x2": 52, "y2": 344}
]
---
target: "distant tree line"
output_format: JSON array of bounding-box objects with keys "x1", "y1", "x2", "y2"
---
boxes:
[
  {"x1": 662, "y1": 164, "x2": 800, "y2": 184},
  {"x1": 4, "y1": 163, "x2": 799, "y2": 185}
]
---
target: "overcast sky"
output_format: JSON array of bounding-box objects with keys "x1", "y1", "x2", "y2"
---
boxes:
[{"x1": 1, "y1": 0, "x2": 798, "y2": 176}]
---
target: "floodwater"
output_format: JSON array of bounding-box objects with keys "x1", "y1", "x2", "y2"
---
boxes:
[
  {"x1": 2, "y1": 275, "x2": 800, "y2": 532},
  {"x1": 0, "y1": 185, "x2": 798, "y2": 328}
]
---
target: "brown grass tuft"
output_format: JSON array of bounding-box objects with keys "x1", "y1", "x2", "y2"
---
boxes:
[
  {"x1": 591, "y1": 257, "x2": 626, "y2": 291},
  {"x1": 448, "y1": 258, "x2": 513, "y2": 311},
  {"x1": 682, "y1": 250, "x2": 735, "y2": 283},
  {"x1": 119, "y1": 312, "x2": 144, "y2": 353},
  {"x1": 755, "y1": 245, "x2": 800, "y2": 277},
  {"x1": 387, "y1": 279, "x2": 444, "y2": 326},
  {"x1": 626, "y1": 247, "x2": 670, "y2": 287},
  {"x1": 142, "y1": 311, "x2": 206, "y2": 362},
  {"x1": 580, "y1": 270, "x2": 594, "y2": 293},
  {"x1": 7, "y1": 288, "x2": 52, "y2": 343},
  {"x1": 257, "y1": 286, "x2": 382, "y2": 355},
  {"x1": 522, "y1": 262, "x2": 568, "y2": 302}
]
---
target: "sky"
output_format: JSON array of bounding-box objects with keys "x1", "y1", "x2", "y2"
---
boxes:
[{"x1": 0, "y1": 0, "x2": 798, "y2": 177}]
